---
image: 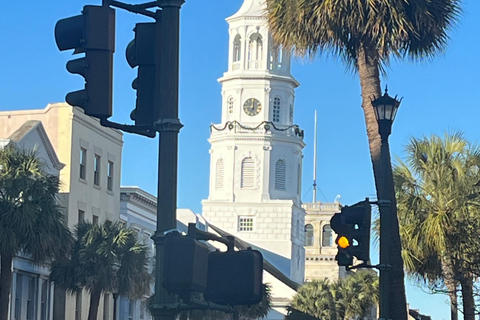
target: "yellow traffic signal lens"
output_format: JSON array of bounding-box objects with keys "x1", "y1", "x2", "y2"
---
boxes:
[{"x1": 337, "y1": 236, "x2": 350, "y2": 249}]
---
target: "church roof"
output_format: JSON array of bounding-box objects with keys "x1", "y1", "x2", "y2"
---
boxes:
[{"x1": 227, "y1": 0, "x2": 266, "y2": 21}]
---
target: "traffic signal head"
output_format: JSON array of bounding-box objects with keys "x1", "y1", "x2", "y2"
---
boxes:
[
  {"x1": 204, "y1": 248, "x2": 263, "y2": 305},
  {"x1": 126, "y1": 22, "x2": 157, "y2": 127},
  {"x1": 330, "y1": 199, "x2": 371, "y2": 266},
  {"x1": 162, "y1": 233, "x2": 210, "y2": 296},
  {"x1": 55, "y1": 5, "x2": 115, "y2": 119}
]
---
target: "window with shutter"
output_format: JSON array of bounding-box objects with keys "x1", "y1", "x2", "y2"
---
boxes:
[
  {"x1": 241, "y1": 157, "x2": 255, "y2": 188},
  {"x1": 273, "y1": 97, "x2": 281, "y2": 122},
  {"x1": 275, "y1": 159, "x2": 286, "y2": 190}
]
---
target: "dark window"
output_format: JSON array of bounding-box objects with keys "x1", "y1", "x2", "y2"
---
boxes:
[
  {"x1": 107, "y1": 161, "x2": 114, "y2": 191},
  {"x1": 94, "y1": 155, "x2": 101, "y2": 186},
  {"x1": 304, "y1": 224, "x2": 314, "y2": 246},
  {"x1": 78, "y1": 210, "x2": 85, "y2": 223},
  {"x1": 80, "y1": 148, "x2": 87, "y2": 180},
  {"x1": 322, "y1": 224, "x2": 333, "y2": 247},
  {"x1": 93, "y1": 215, "x2": 99, "y2": 225}
]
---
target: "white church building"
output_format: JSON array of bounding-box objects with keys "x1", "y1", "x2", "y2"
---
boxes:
[{"x1": 201, "y1": 0, "x2": 306, "y2": 317}]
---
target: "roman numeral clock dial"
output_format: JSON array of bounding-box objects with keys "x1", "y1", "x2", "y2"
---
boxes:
[{"x1": 243, "y1": 98, "x2": 262, "y2": 116}]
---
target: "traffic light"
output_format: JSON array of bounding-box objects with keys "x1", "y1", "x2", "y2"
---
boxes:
[
  {"x1": 162, "y1": 232, "x2": 210, "y2": 297},
  {"x1": 126, "y1": 22, "x2": 157, "y2": 127},
  {"x1": 330, "y1": 199, "x2": 371, "y2": 266},
  {"x1": 55, "y1": 5, "x2": 115, "y2": 119},
  {"x1": 204, "y1": 248, "x2": 263, "y2": 305}
]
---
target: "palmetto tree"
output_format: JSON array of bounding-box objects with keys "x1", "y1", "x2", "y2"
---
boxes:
[
  {"x1": 179, "y1": 283, "x2": 272, "y2": 320},
  {"x1": 287, "y1": 271, "x2": 378, "y2": 320},
  {"x1": 394, "y1": 132, "x2": 480, "y2": 320},
  {"x1": 334, "y1": 270, "x2": 379, "y2": 320},
  {"x1": 266, "y1": 0, "x2": 460, "y2": 317},
  {"x1": 288, "y1": 278, "x2": 337, "y2": 320},
  {"x1": 51, "y1": 221, "x2": 152, "y2": 320},
  {"x1": 0, "y1": 145, "x2": 72, "y2": 320}
]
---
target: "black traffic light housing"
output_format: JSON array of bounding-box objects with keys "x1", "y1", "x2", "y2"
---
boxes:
[
  {"x1": 204, "y1": 248, "x2": 263, "y2": 305},
  {"x1": 126, "y1": 22, "x2": 158, "y2": 127},
  {"x1": 162, "y1": 232, "x2": 210, "y2": 297},
  {"x1": 162, "y1": 228, "x2": 264, "y2": 306},
  {"x1": 330, "y1": 198, "x2": 371, "y2": 266},
  {"x1": 55, "y1": 5, "x2": 115, "y2": 119}
]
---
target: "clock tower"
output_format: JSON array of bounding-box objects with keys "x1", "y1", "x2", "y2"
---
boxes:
[{"x1": 202, "y1": 0, "x2": 306, "y2": 285}]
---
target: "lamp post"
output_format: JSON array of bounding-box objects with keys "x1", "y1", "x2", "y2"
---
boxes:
[{"x1": 371, "y1": 87, "x2": 401, "y2": 320}]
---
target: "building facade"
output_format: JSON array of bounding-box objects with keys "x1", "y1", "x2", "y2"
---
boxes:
[
  {"x1": 302, "y1": 201, "x2": 346, "y2": 281},
  {"x1": 201, "y1": 0, "x2": 306, "y2": 317},
  {"x1": 0, "y1": 103, "x2": 123, "y2": 320},
  {"x1": 0, "y1": 121, "x2": 64, "y2": 320},
  {"x1": 119, "y1": 187, "x2": 156, "y2": 320}
]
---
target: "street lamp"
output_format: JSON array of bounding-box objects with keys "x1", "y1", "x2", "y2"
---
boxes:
[
  {"x1": 372, "y1": 87, "x2": 401, "y2": 140},
  {"x1": 371, "y1": 87, "x2": 401, "y2": 320}
]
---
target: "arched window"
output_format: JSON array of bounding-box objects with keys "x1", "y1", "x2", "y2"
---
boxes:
[
  {"x1": 275, "y1": 159, "x2": 286, "y2": 190},
  {"x1": 273, "y1": 97, "x2": 281, "y2": 123},
  {"x1": 241, "y1": 157, "x2": 255, "y2": 188},
  {"x1": 248, "y1": 33, "x2": 263, "y2": 69},
  {"x1": 227, "y1": 96, "x2": 234, "y2": 114},
  {"x1": 233, "y1": 35, "x2": 241, "y2": 62},
  {"x1": 269, "y1": 45, "x2": 283, "y2": 70},
  {"x1": 304, "y1": 224, "x2": 314, "y2": 246},
  {"x1": 289, "y1": 104, "x2": 294, "y2": 123},
  {"x1": 215, "y1": 159, "x2": 224, "y2": 189},
  {"x1": 322, "y1": 224, "x2": 333, "y2": 247}
]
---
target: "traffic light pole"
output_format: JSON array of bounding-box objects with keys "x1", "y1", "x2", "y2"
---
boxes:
[{"x1": 148, "y1": 2, "x2": 185, "y2": 320}]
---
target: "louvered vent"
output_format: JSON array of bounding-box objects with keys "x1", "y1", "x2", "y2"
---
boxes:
[
  {"x1": 241, "y1": 158, "x2": 255, "y2": 188},
  {"x1": 275, "y1": 159, "x2": 286, "y2": 190}
]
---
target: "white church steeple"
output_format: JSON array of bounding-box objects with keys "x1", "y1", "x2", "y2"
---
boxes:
[{"x1": 202, "y1": 0, "x2": 306, "y2": 285}]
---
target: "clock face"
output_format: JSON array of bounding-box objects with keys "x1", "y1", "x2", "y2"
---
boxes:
[{"x1": 243, "y1": 98, "x2": 262, "y2": 116}]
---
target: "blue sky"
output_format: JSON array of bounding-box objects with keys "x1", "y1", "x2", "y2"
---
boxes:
[{"x1": 2, "y1": 0, "x2": 480, "y2": 318}]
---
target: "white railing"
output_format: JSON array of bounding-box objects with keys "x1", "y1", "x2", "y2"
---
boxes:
[{"x1": 302, "y1": 202, "x2": 341, "y2": 211}]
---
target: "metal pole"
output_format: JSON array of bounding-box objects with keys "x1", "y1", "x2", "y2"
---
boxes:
[
  {"x1": 378, "y1": 198, "x2": 390, "y2": 319},
  {"x1": 378, "y1": 135, "x2": 392, "y2": 320},
  {"x1": 313, "y1": 110, "x2": 317, "y2": 203},
  {"x1": 150, "y1": 1, "x2": 185, "y2": 320}
]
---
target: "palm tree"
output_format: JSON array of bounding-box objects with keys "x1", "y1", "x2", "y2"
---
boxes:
[
  {"x1": 265, "y1": 1, "x2": 461, "y2": 318},
  {"x1": 393, "y1": 132, "x2": 480, "y2": 320},
  {"x1": 288, "y1": 279, "x2": 337, "y2": 320},
  {"x1": 330, "y1": 270, "x2": 379, "y2": 320},
  {"x1": 0, "y1": 145, "x2": 72, "y2": 320},
  {"x1": 179, "y1": 283, "x2": 272, "y2": 320},
  {"x1": 51, "y1": 221, "x2": 152, "y2": 320}
]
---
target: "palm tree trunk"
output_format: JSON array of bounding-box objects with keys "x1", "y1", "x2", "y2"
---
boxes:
[
  {"x1": 356, "y1": 45, "x2": 407, "y2": 320},
  {"x1": 459, "y1": 274, "x2": 475, "y2": 320},
  {"x1": 445, "y1": 280, "x2": 458, "y2": 320},
  {"x1": 0, "y1": 253, "x2": 13, "y2": 320},
  {"x1": 441, "y1": 258, "x2": 458, "y2": 320},
  {"x1": 87, "y1": 286, "x2": 103, "y2": 320}
]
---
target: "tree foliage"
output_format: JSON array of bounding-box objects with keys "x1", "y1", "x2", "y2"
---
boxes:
[
  {"x1": 178, "y1": 283, "x2": 272, "y2": 320},
  {"x1": 393, "y1": 132, "x2": 480, "y2": 319},
  {"x1": 0, "y1": 144, "x2": 72, "y2": 320},
  {"x1": 265, "y1": 1, "x2": 461, "y2": 317},
  {"x1": 286, "y1": 270, "x2": 378, "y2": 320},
  {"x1": 51, "y1": 221, "x2": 152, "y2": 320}
]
